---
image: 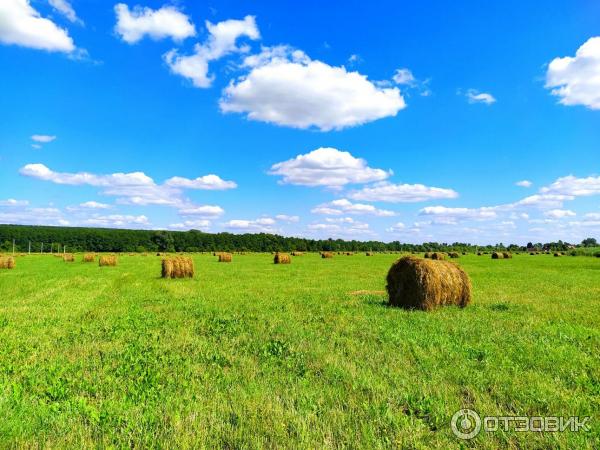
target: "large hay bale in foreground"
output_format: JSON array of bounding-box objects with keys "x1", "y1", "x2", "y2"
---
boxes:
[
  {"x1": 502, "y1": 252, "x2": 513, "y2": 259},
  {"x1": 321, "y1": 252, "x2": 334, "y2": 259},
  {"x1": 0, "y1": 256, "x2": 16, "y2": 269},
  {"x1": 274, "y1": 252, "x2": 291, "y2": 264},
  {"x1": 386, "y1": 256, "x2": 472, "y2": 311},
  {"x1": 430, "y1": 252, "x2": 445, "y2": 260},
  {"x1": 63, "y1": 253, "x2": 75, "y2": 262},
  {"x1": 218, "y1": 253, "x2": 232, "y2": 262},
  {"x1": 491, "y1": 252, "x2": 504, "y2": 259},
  {"x1": 162, "y1": 256, "x2": 194, "y2": 278},
  {"x1": 82, "y1": 253, "x2": 95, "y2": 263},
  {"x1": 99, "y1": 255, "x2": 118, "y2": 266}
]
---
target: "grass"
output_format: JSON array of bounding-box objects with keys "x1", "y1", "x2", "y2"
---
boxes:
[{"x1": 0, "y1": 253, "x2": 598, "y2": 448}]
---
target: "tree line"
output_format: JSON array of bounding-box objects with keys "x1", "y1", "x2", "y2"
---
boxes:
[{"x1": 0, "y1": 224, "x2": 595, "y2": 253}]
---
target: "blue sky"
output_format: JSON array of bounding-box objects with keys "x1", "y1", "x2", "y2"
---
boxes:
[{"x1": 1, "y1": 0, "x2": 599, "y2": 244}]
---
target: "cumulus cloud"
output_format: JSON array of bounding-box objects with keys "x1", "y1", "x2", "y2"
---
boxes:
[
  {"x1": 392, "y1": 68, "x2": 415, "y2": 85},
  {"x1": 419, "y1": 206, "x2": 497, "y2": 224},
  {"x1": 386, "y1": 222, "x2": 406, "y2": 233},
  {"x1": 31, "y1": 134, "x2": 56, "y2": 143},
  {"x1": 465, "y1": 89, "x2": 496, "y2": 105},
  {"x1": 275, "y1": 214, "x2": 300, "y2": 223},
  {"x1": 546, "y1": 37, "x2": 600, "y2": 109},
  {"x1": 49, "y1": 0, "x2": 82, "y2": 25},
  {"x1": 168, "y1": 219, "x2": 211, "y2": 231},
  {"x1": 544, "y1": 209, "x2": 576, "y2": 219},
  {"x1": 66, "y1": 201, "x2": 111, "y2": 212},
  {"x1": 349, "y1": 181, "x2": 458, "y2": 203},
  {"x1": 83, "y1": 214, "x2": 150, "y2": 228},
  {"x1": 0, "y1": 198, "x2": 29, "y2": 207},
  {"x1": 539, "y1": 175, "x2": 600, "y2": 197},
  {"x1": 0, "y1": 0, "x2": 75, "y2": 52},
  {"x1": 0, "y1": 206, "x2": 64, "y2": 226},
  {"x1": 269, "y1": 147, "x2": 390, "y2": 188},
  {"x1": 515, "y1": 180, "x2": 532, "y2": 188},
  {"x1": 178, "y1": 205, "x2": 225, "y2": 218},
  {"x1": 308, "y1": 220, "x2": 374, "y2": 237},
  {"x1": 312, "y1": 198, "x2": 395, "y2": 217},
  {"x1": 220, "y1": 45, "x2": 405, "y2": 130},
  {"x1": 224, "y1": 217, "x2": 277, "y2": 233},
  {"x1": 164, "y1": 15, "x2": 259, "y2": 88},
  {"x1": 114, "y1": 3, "x2": 196, "y2": 44},
  {"x1": 19, "y1": 163, "x2": 234, "y2": 210},
  {"x1": 165, "y1": 174, "x2": 237, "y2": 190}
]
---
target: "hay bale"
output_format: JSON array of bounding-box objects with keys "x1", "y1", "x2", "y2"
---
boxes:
[
  {"x1": 491, "y1": 252, "x2": 504, "y2": 259},
  {"x1": 291, "y1": 251, "x2": 304, "y2": 256},
  {"x1": 63, "y1": 253, "x2": 75, "y2": 262},
  {"x1": 0, "y1": 256, "x2": 16, "y2": 269},
  {"x1": 99, "y1": 255, "x2": 118, "y2": 266},
  {"x1": 449, "y1": 252, "x2": 460, "y2": 258},
  {"x1": 430, "y1": 252, "x2": 445, "y2": 260},
  {"x1": 386, "y1": 256, "x2": 472, "y2": 311},
  {"x1": 365, "y1": 251, "x2": 373, "y2": 256},
  {"x1": 82, "y1": 253, "x2": 95, "y2": 262},
  {"x1": 218, "y1": 253, "x2": 232, "y2": 262},
  {"x1": 274, "y1": 252, "x2": 291, "y2": 264},
  {"x1": 554, "y1": 252, "x2": 562, "y2": 257},
  {"x1": 424, "y1": 252, "x2": 432, "y2": 259},
  {"x1": 161, "y1": 256, "x2": 194, "y2": 278},
  {"x1": 321, "y1": 252, "x2": 334, "y2": 259},
  {"x1": 502, "y1": 252, "x2": 513, "y2": 259},
  {"x1": 477, "y1": 252, "x2": 482, "y2": 256}
]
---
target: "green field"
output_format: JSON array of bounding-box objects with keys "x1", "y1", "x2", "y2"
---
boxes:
[{"x1": 0, "y1": 253, "x2": 598, "y2": 448}]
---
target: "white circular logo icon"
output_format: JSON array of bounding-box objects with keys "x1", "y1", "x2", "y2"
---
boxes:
[{"x1": 451, "y1": 409, "x2": 482, "y2": 439}]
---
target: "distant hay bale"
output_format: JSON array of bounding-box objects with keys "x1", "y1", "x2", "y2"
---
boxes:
[
  {"x1": 462, "y1": 252, "x2": 467, "y2": 255},
  {"x1": 99, "y1": 255, "x2": 117, "y2": 266},
  {"x1": 345, "y1": 252, "x2": 354, "y2": 256},
  {"x1": 492, "y1": 252, "x2": 504, "y2": 259},
  {"x1": 218, "y1": 253, "x2": 232, "y2": 262},
  {"x1": 430, "y1": 252, "x2": 445, "y2": 260},
  {"x1": 274, "y1": 252, "x2": 291, "y2": 264},
  {"x1": 161, "y1": 256, "x2": 194, "y2": 278},
  {"x1": 449, "y1": 252, "x2": 460, "y2": 258},
  {"x1": 291, "y1": 251, "x2": 304, "y2": 256},
  {"x1": 424, "y1": 252, "x2": 432, "y2": 259},
  {"x1": 63, "y1": 253, "x2": 75, "y2": 262},
  {"x1": 502, "y1": 252, "x2": 513, "y2": 259},
  {"x1": 386, "y1": 256, "x2": 472, "y2": 311},
  {"x1": 554, "y1": 252, "x2": 562, "y2": 257},
  {"x1": 82, "y1": 253, "x2": 95, "y2": 263},
  {"x1": 477, "y1": 252, "x2": 483, "y2": 256},
  {"x1": 0, "y1": 256, "x2": 16, "y2": 269},
  {"x1": 365, "y1": 251, "x2": 373, "y2": 256},
  {"x1": 321, "y1": 252, "x2": 334, "y2": 259}
]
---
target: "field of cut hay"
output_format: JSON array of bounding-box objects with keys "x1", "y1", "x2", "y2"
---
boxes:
[{"x1": 0, "y1": 253, "x2": 598, "y2": 448}]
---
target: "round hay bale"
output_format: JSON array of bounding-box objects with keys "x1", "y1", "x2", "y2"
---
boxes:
[
  {"x1": 82, "y1": 253, "x2": 95, "y2": 262},
  {"x1": 291, "y1": 251, "x2": 304, "y2": 256},
  {"x1": 0, "y1": 256, "x2": 16, "y2": 269},
  {"x1": 162, "y1": 256, "x2": 194, "y2": 278},
  {"x1": 430, "y1": 252, "x2": 445, "y2": 260},
  {"x1": 502, "y1": 252, "x2": 512, "y2": 259},
  {"x1": 491, "y1": 252, "x2": 504, "y2": 259},
  {"x1": 424, "y1": 252, "x2": 432, "y2": 259},
  {"x1": 365, "y1": 251, "x2": 373, "y2": 256},
  {"x1": 554, "y1": 252, "x2": 562, "y2": 257},
  {"x1": 99, "y1": 255, "x2": 118, "y2": 266},
  {"x1": 321, "y1": 252, "x2": 333, "y2": 259},
  {"x1": 63, "y1": 253, "x2": 75, "y2": 262},
  {"x1": 218, "y1": 253, "x2": 232, "y2": 262},
  {"x1": 449, "y1": 252, "x2": 460, "y2": 258},
  {"x1": 386, "y1": 256, "x2": 471, "y2": 311},
  {"x1": 477, "y1": 252, "x2": 483, "y2": 256},
  {"x1": 274, "y1": 252, "x2": 291, "y2": 264}
]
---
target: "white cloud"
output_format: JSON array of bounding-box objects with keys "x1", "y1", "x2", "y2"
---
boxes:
[
  {"x1": 224, "y1": 217, "x2": 277, "y2": 233},
  {"x1": 419, "y1": 206, "x2": 497, "y2": 224},
  {"x1": 164, "y1": 15, "x2": 259, "y2": 88},
  {"x1": 114, "y1": 3, "x2": 196, "y2": 44},
  {"x1": 349, "y1": 181, "x2": 458, "y2": 203},
  {"x1": 325, "y1": 217, "x2": 354, "y2": 224},
  {"x1": 0, "y1": 206, "x2": 64, "y2": 226},
  {"x1": 269, "y1": 147, "x2": 390, "y2": 187},
  {"x1": 78, "y1": 201, "x2": 110, "y2": 209},
  {"x1": 386, "y1": 222, "x2": 406, "y2": 232},
  {"x1": 312, "y1": 198, "x2": 395, "y2": 217},
  {"x1": 0, "y1": 0, "x2": 75, "y2": 52},
  {"x1": 31, "y1": 144, "x2": 42, "y2": 149},
  {"x1": 465, "y1": 89, "x2": 496, "y2": 105},
  {"x1": 544, "y1": 209, "x2": 576, "y2": 219},
  {"x1": 83, "y1": 214, "x2": 149, "y2": 228},
  {"x1": 539, "y1": 175, "x2": 600, "y2": 197},
  {"x1": 546, "y1": 37, "x2": 600, "y2": 109},
  {"x1": 515, "y1": 180, "x2": 532, "y2": 188},
  {"x1": 165, "y1": 174, "x2": 237, "y2": 190},
  {"x1": 178, "y1": 205, "x2": 224, "y2": 218},
  {"x1": 220, "y1": 45, "x2": 405, "y2": 130},
  {"x1": 31, "y1": 135, "x2": 56, "y2": 143},
  {"x1": 168, "y1": 219, "x2": 211, "y2": 231},
  {"x1": 392, "y1": 68, "x2": 415, "y2": 85},
  {"x1": 275, "y1": 214, "x2": 300, "y2": 223},
  {"x1": 49, "y1": 0, "x2": 82, "y2": 24},
  {"x1": 308, "y1": 220, "x2": 374, "y2": 237},
  {"x1": 584, "y1": 212, "x2": 600, "y2": 220},
  {"x1": 0, "y1": 198, "x2": 29, "y2": 206}
]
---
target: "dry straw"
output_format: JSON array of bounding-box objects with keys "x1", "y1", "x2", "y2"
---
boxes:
[
  {"x1": 99, "y1": 255, "x2": 118, "y2": 266},
  {"x1": 219, "y1": 253, "x2": 232, "y2": 262},
  {"x1": 386, "y1": 256, "x2": 472, "y2": 311},
  {"x1": 430, "y1": 252, "x2": 445, "y2": 260},
  {"x1": 82, "y1": 253, "x2": 95, "y2": 262},
  {"x1": 0, "y1": 256, "x2": 16, "y2": 269},
  {"x1": 491, "y1": 252, "x2": 504, "y2": 259},
  {"x1": 274, "y1": 252, "x2": 291, "y2": 264},
  {"x1": 162, "y1": 256, "x2": 194, "y2": 278},
  {"x1": 321, "y1": 252, "x2": 334, "y2": 259},
  {"x1": 502, "y1": 252, "x2": 513, "y2": 259},
  {"x1": 63, "y1": 253, "x2": 75, "y2": 262}
]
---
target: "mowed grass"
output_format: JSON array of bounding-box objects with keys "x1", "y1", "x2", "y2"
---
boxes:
[{"x1": 0, "y1": 253, "x2": 598, "y2": 449}]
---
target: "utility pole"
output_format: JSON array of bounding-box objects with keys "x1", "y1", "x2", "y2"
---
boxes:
[
  {"x1": 28, "y1": 241, "x2": 31, "y2": 254},
  {"x1": 12, "y1": 239, "x2": 15, "y2": 255},
  {"x1": 41, "y1": 242, "x2": 43, "y2": 254}
]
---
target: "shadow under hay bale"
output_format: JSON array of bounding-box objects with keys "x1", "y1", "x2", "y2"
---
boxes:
[
  {"x1": 0, "y1": 256, "x2": 16, "y2": 269},
  {"x1": 386, "y1": 256, "x2": 471, "y2": 311},
  {"x1": 430, "y1": 252, "x2": 445, "y2": 260},
  {"x1": 492, "y1": 252, "x2": 504, "y2": 259},
  {"x1": 63, "y1": 253, "x2": 75, "y2": 262},
  {"x1": 99, "y1": 255, "x2": 118, "y2": 266},
  {"x1": 274, "y1": 252, "x2": 291, "y2": 264},
  {"x1": 218, "y1": 253, "x2": 232, "y2": 262},
  {"x1": 82, "y1": 253, "x2": 95, "y2": 262},
  {"x1": 162, "y1": 256, "x2": 194, "y2": 278}
]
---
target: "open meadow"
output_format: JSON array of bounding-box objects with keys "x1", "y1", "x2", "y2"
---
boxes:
[{"x1": 0, "y1": 252, "x2": 599, "y2": 448}]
